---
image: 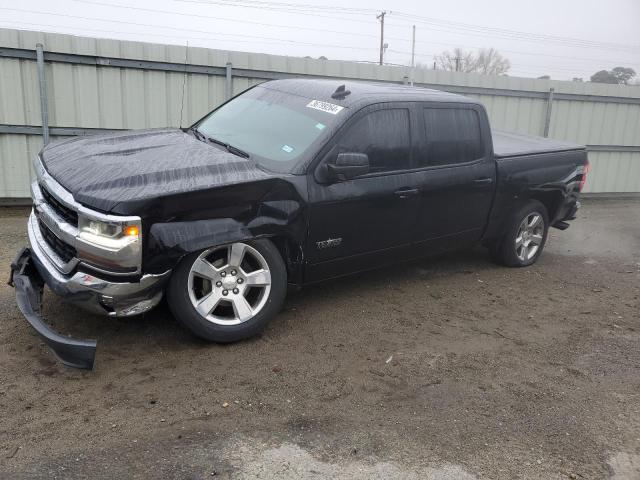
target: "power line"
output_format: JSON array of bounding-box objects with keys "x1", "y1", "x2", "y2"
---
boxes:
[
  {"x1": 176, "y1": 0, "x2": 378, "y2": 15},
  {"x1": 177, "y1": 0, "x2": 639, "y2": 53},
  {"x1": 0, "y1": 20, "x2": 320, "y2": 48},
  {"x1": 0, "y1": 21, "x2": 384, "y2": 60},
  {"x1": 73, "y1": 0, "x2": 379, "y2": 40},
  {"x1": 2, "y1": 18, "x2": 557, "y2": 76},
  {"x1": 0, "y1": 7, "x2": 382, "y2": 52},
  {"x1": 174, "y1": 0, "x2": 376, "y2": 23},
  {"x1": 389, "y1": 11, "x2": 637, "y2": 49},
  {"x1": 0, "y1": 22, "x2": 599, "y2": 80},
  {"x1": 387, "y1": 14, "x2": 639, "y2": 53},
  {"x1": 5, "y1": 3, "x2": 637, "y2": 77},
  {"x1": 71, "y1": 0, "x2": 638, "y2": 67}
]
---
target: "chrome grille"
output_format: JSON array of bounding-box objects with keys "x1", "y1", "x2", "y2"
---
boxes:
[
  {"x1": 40, "y1": 183, "x2": 78, "y2": 226},
  {"x1": 37, "y1": 216, "x2": 77, "y2": 263}
]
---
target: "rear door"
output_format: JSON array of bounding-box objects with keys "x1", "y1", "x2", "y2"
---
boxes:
[
  {"x1": 305, "y1": 103, "x2": 421, "y2": 282},
  {"x1": 411, "y1": 104, "x2": 496, "y2": 251}
]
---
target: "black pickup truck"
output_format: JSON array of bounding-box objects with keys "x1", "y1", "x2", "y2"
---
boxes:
[{"x1": 10, "y1": 79, "x2": 588, "y2": 369}]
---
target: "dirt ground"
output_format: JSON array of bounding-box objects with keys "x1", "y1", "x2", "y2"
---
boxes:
[{"x1": 0, "y1": 198, "x2": 638, "y2": 479}]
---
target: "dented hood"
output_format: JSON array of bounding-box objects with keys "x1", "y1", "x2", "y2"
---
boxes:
[{"x1": 40, "y1": 128, "x2": 271, "y2": 213}]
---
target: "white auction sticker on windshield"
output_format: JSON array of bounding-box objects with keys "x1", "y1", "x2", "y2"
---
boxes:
[{"x1": 306, "y1": 100, "x2": 344, "y2": 115}]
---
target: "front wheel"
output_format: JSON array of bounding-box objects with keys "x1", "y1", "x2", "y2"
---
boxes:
[
  {"x1": 491, "y1": 200, "x2": 549, "y2": 267},
  {"x1": 167, "y1": 239, "x2": 287, "y2": 342}
]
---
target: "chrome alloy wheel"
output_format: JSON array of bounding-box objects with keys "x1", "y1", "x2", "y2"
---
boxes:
[
  {"x1": 515, "y1": 213, "x2": 544, "y2": 262},
  {"x1": 187, "y1": 243, "x2": 272, "y2": 325}
]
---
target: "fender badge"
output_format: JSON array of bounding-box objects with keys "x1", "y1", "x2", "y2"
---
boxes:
[{"x1": 316, "y1": 238, "x2": 342, "y2": 250}]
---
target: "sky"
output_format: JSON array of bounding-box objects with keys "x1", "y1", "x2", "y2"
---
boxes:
[{"x1": 1, "y1": 0, "x2": 639, "y2": 81}]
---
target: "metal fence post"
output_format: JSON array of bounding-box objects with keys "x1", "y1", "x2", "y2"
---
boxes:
[
  {"x1": 35, "y1": 43, "x2": 50, "y2": 145},
  {"x1": 225, "y1": 62, "x2": 233, "y2": 100},
  {"x1": 543, "y1": 87, "x2": 554, "y2": 138}
]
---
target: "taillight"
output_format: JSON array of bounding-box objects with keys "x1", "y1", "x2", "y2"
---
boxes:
[{"x1": 578, "y1": 159, "x2": 590, "y2": 192}]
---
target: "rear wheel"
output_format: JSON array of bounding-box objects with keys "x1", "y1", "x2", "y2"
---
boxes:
[
  {"x1": 491, "y1": 200, "x2": 549, "y2": 267},
  {"x1": 167, "y1": 239, "x2": 287, "y2": 342}
]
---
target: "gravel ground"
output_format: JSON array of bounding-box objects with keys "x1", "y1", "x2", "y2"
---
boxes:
[{"x1": 0, "y1": 199, "x2": 638, "y2": 479}]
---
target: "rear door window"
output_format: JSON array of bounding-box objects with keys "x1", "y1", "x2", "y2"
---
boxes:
[{"x1": 420, "y1": 108, "x2": 483, "y2": 166}]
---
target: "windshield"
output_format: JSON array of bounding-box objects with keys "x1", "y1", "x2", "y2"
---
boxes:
[{"x1": 195, "y1": 85, "x2": 345, "y2": 173}]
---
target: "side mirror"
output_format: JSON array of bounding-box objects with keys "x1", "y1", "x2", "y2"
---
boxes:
[{"x1": 327, "y1": 153, "x2": 369, "y2": 181}]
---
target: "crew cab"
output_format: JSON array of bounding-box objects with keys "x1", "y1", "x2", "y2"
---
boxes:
[{"x1": 9, "y1": 79, "x2": 588, "y2": 369}]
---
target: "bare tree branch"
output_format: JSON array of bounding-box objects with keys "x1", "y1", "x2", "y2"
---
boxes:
[{"x1": 434, "y1": 48, "x2": 510, "y2": 75}]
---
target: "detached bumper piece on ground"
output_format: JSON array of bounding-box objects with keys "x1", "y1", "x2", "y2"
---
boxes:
[{"x1": 8, "y1": 248, "x2": 97, "y2": 370}]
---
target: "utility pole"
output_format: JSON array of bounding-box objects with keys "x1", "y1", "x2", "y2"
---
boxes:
[
  {"x1": 410, "y1": 25, "x2": 415, "y2": 86},
  {"x1": 377, "y1": 11, "x2": 386, "y2": 65},
  {"x1": 455, "y1": 56, "x2": 460, "y2": 72}
]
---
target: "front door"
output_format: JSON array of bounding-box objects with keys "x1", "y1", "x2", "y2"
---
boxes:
[{"x1": 305, "y1": 105, "x2": 420, "y2": 282}]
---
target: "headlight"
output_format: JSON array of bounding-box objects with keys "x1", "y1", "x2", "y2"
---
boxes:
[
  {"x1": 78, "y1": 217, "x2": 140, "y2": 247},
  {"x1": 76, "y1": 215, "x2": 142, "y2": 274}
]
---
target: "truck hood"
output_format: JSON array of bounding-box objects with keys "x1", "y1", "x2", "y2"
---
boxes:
[{"x1": 40, "y1": 128, "x2": 271, "y2": 213}]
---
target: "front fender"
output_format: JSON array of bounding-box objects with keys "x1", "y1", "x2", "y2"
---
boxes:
[
  {"x1": 150, "y1": 218, "x2": 251, "y2": 257},
  {"x1": 143, "y1": 200, "x2": 306, "y2": 283}
]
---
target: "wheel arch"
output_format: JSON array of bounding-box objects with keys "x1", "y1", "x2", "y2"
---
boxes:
[
  {"x1": 529, "y1": 190, "x2": 563, "y2": 223},
  {"x1": 490, "y1": 197, "x2": 550, "y2": 267},
  {"x1": 144, "y1": 218, "x2": 305, "y2": 284}
]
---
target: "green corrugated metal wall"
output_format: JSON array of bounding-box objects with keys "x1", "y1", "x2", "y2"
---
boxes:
[{"x1": 1, "y1": 27, "x2": 639, "y2": 197}]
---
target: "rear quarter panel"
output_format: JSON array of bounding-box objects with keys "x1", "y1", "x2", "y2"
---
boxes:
[{"x1": 484, "y1": 149, "x2": 588, "y2": 241}]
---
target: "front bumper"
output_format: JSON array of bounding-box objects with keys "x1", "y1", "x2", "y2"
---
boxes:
[
  {"x1": 9, "y1": 247, "x2": 98, "y2": 369},
  {"x1": 8, "y1": 214, "x2": 171, "y2": 369},
  {"x1": 27, "y1": 210, "x2": 169, "y2": 317}
]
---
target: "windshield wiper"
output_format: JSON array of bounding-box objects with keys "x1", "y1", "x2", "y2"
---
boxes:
[
  {"x1": 189, "y1": 126, "x2": 207, "y2": 142},
  {"x1": 210, "y1": 138, "x2": 250, "y2": 159},
  {"x1": 194, "y1": 129, "x2": 250, "y2": 159}
]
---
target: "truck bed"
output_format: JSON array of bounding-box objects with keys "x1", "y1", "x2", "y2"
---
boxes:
[{"x1": 492, "y1": 130, "x2": 584, "y2": 159}]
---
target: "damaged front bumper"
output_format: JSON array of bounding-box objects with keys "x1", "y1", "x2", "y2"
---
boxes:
[
  {"x1": 9, "y1": 247, "x2": 98, "y2": 369},
  {"x1": 26, "y1": 211, "x2": 169, "y2": 317},
  {"x1": 8, "y1": 213, "x2": 171, "y2": 369}
]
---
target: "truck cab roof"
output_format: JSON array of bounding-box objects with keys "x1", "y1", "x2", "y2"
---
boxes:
[{"x1": 260, "y1": 78, "x2": 475, "y2": 109}]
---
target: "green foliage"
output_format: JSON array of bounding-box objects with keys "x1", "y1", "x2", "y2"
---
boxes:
[{"x1": 590, "y1": 67, "x2": 636, "y2": 85}]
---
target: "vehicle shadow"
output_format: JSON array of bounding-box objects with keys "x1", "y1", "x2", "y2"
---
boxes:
[{"x1": 287, "y1": 245, "x2": 499, "y2": 305}]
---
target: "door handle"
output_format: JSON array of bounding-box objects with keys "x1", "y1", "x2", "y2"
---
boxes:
[
  {"x1": 394, "y1": 188, "x2": 420, "y2": 199},
  {"x1": 473, "y1": 177, "x2": 493, "y2": 185}
]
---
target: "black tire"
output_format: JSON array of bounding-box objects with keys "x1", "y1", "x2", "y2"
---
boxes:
[
  {"x1": 167, "y1": 239, "x2": 287, "y2": 342},
  {"x1": 491, "y1": 200, "x2": 549, "y2": 267}
]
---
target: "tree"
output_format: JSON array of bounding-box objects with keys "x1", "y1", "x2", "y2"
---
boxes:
[
  {"x1": 475, "y1": 48, "x2": 511, "y2": 75},
  {"x1": 435, "y1": 48, "x2": 510, "y2": 75},
  {"x1": 435, "y1": 48, "x2": 476, "y2": 73},
  {"x1": 538, "y1": 75, "x2": 551, "y2": 80},
  {"x1": 590, "y1": 67, "x2": 636, "y2": 85},
  {"x1": 611, "y1": 67, "x2": 636, "y2": 84},
  {"x1": 591, "y1": 70, "x2": 618, "y2": 84}
]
